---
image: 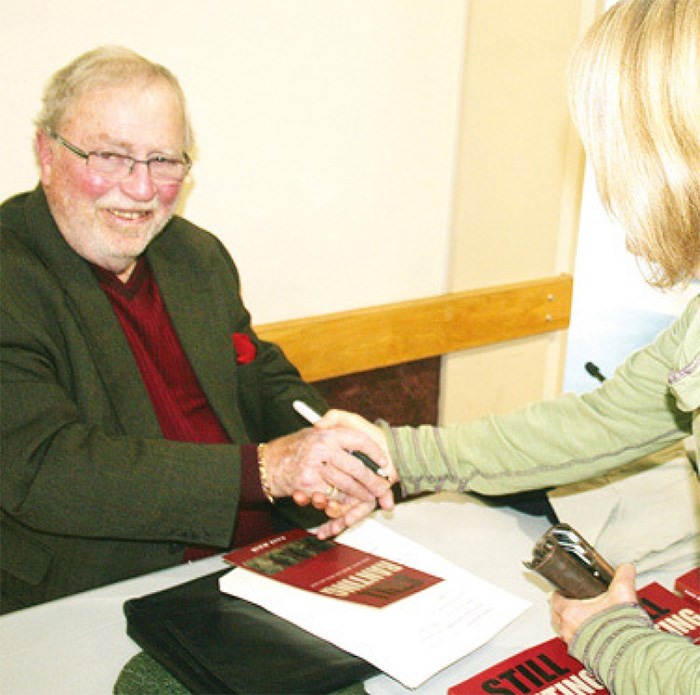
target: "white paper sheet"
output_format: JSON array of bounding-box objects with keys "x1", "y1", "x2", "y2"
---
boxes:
[
  {"x1": 219, "y1": 519, "x2": 529, "y2": 689},
  {"x1": 548, "y1": 445, "x2": 700, "y2": 573}
]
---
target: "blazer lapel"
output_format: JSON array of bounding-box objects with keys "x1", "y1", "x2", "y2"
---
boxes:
[
  {"x1": 20, "y1": 188, "x2": 248, "y2": 442},
  {"x1": 21, "y1": 189, "x2": 163, "y2": 438},
  {"x1": 147, "y1": 232, "x2": 249, "y2": 443}
]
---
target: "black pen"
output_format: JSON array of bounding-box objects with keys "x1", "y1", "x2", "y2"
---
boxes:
[{"x1": 292, "y1": 400, "x2": 389, "y2": 479}]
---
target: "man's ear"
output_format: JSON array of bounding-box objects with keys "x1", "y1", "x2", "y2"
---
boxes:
[{"x1": 35, "y1": 130, "x2": 54, "y2": 185}]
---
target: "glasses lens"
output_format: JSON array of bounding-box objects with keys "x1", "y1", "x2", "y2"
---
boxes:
[
  {"x1": 87, "y1": 152, "x2": 131, "y2": 178},
  {"x1": 149, "y1": 158, "x2": 189, "y2": 182}
]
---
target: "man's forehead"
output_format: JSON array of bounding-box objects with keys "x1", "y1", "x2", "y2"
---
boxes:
[
  {"x1": 59, "y1": 79, "x2": 186, "y2": 139},
  {"x1": 70, "y1": 77, "x2": 176, "y2": 111}
]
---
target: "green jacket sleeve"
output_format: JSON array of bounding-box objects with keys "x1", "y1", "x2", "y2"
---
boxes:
[{"x1": 382, "y1": 297, "x2": 697, "y2": 496}]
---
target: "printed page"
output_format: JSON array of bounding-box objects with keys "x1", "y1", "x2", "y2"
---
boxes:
[{"x1": 219, "y1": 519, "x2": 529, "y2": 689}]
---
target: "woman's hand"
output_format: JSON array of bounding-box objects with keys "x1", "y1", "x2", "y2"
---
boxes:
[
  {"x1": 550, "y1": 563, "x2": 639, "y2": 643},
  {"x1": 315, "y1": 408, "x2": 387, "y2": 442}
]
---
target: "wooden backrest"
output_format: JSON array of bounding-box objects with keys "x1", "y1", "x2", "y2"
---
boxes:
[{"x1": 255, "y1": 275, "x2": 572, "y2": 382}]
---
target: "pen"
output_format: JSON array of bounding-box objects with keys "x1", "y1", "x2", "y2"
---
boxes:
[{"x1": 292, "y1": 400, "x2": 389, "y2": 479}]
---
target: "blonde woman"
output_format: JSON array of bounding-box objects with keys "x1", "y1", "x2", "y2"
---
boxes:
[{"x1": 311, "y1": 1, "x2": 700, "y2": 691}]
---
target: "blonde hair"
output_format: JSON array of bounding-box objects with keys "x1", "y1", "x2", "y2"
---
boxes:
[
  {"x1": 36, "y1": 45, "x2": 195, "y2": 151},
  {"x1": 569, "y1": 0, "x2": 700, "y2": 288}
]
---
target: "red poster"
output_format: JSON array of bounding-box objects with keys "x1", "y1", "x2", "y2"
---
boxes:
[
  {"x1": 448, "y1": 581, "x2": 700, "y2": 694},
  {"x1": 223, "y1": 527, "x2": 443, "y2": 608}
]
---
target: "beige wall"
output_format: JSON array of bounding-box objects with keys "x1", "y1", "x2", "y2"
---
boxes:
[
  {"x1": 0, "y1": 0, "x2": 466, "y2": 323},
  {"x1": 1, "y1": 1, "x2": 603, "y2": 423},
  {"x1": 441, "y1": 0, "x2": 601, "y2": 423}
]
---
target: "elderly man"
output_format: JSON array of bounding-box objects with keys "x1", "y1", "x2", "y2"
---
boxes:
[{"x1": 0, "y1": 46, "x2": 392, "y2": 613}]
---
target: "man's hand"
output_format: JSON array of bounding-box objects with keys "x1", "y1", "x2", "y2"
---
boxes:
[
  {"x1": 263, "y1": 425, "x2": 393, "y2": 512},
  {"x1": 291, "y1": 408, "x2": 400, "y2": 538},
  {"x1": 550, "y1": 563, "x2": 639, "y2": 643},
  {"x1": 312, "y1": 498, "x2": 381, "y2": 539}
]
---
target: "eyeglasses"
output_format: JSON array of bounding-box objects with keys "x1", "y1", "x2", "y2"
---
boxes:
[{"x1": 49, "y1": 131, "x2": 192, "y2": 183}]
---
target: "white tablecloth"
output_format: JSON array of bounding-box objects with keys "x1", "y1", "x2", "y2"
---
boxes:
[{"x1": 0, "y1": 491, "x2": 693, "y2": 695}]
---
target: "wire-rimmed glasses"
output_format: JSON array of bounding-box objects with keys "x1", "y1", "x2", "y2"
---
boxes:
[{"x1": 49, "y1": 131, "x2": 192, "y2": 183}]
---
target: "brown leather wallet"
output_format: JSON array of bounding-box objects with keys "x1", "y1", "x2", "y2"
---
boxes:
[{"x1": 524, "y1": 523, "x2": 615, "y2": 599}]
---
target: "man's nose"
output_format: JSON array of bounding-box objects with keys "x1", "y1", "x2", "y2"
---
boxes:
[{"x1": 119, "y1": 160, "x2": 157, "y2": 201}]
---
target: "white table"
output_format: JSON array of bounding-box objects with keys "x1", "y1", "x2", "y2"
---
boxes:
[{"x1": 0, "y1": 492, "x2": 690, "y2": 695}]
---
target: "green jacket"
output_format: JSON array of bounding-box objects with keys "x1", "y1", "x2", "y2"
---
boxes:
[
  {"x1": 384, "y1": 296, "x2": 700, "y2": 693},
  {"x1": 0, "y1": 187, "x2": 327, "y2": 611}
]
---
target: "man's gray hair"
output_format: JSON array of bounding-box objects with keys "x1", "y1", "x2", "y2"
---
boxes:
[{"x1": 36, "y1": 45, "x2": 195, "y2": 150}]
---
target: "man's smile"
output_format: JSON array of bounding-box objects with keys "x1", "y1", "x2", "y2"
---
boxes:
[{"x1": 105, "y1": 208, "x2": 155, "y2": 222}]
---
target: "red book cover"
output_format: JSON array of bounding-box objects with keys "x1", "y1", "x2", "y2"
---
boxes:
[
  {"x1": 640, "y1": 581, "x2": 700, "y2": 642},
  {"x1": 223, "y1": 527, "x2": 443, "y2": 608},
  {"x1": 448, "y1": 582, "x2": 700, "y2": 694},
  {"x1": 674, "y1": 567, "x2": 700, "y2": 609}
]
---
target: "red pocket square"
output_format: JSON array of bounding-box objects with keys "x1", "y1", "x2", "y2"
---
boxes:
[{"x1": 232, "y1": 333, "x2": 257, "y2": 365}]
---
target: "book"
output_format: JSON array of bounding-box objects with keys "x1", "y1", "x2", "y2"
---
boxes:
[
  {"x1": 448, "y1": 581, "x2": 700, "y2": 694},
  {"x1": 674, "y1": 567, "x2": 700, "y2": 608},
  {"x1": 222, "y1": 527, "x2": 442, "y2": 608},
  {"x1": 641, "y1": 580, "x2": 700, "y2": 641},
  {"x1": 219, "y1": 520, "x2": 530, "y2": 689}
]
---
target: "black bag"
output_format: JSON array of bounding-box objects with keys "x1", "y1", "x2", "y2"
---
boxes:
[{"x1": 123, "y1": 569, "x2": 379, "y2": 694}]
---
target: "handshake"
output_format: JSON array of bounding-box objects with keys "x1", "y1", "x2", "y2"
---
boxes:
[{"x1": 262, "y1": 404, "x2": 399, "y2": 539}]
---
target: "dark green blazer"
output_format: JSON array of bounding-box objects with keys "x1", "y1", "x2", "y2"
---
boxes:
[{"x1": 0, "y1": 187, "x2": 327, "y2": 611}]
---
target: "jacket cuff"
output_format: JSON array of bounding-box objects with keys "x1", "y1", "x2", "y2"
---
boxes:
[
  {"x1": 239, "y1": 443, "x2": 268, "y2": 504},
  {"x1": 569, "y1": 602, "x2": 653, "y2": 692},
  {"x1": 378, "y1": 420, "x2": 472, "y2": 497}
]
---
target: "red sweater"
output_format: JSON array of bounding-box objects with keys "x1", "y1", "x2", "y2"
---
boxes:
[{"x1": 93, "y1": 259, "x2": 275, "y2": 556}]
